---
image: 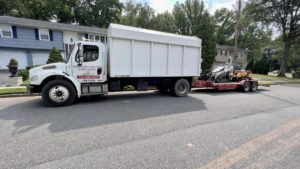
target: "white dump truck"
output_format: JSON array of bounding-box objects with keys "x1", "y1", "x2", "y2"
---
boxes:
[{"x1": 29, "y1": 24, "x2": 202, "y2": 106}]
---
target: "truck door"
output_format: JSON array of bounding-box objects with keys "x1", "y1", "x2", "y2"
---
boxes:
[{"x1": 73, "y1": 44, "x2": 105, "y2": 83}]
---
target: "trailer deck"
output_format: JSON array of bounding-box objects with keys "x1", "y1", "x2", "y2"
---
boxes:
[{"x1": 192, "y1": 79, "x2": 269, "y2": 92}]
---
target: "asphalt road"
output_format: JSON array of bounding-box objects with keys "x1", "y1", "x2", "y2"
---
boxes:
[{"x1": 0, "y1": 84, "x2": 300, "y2": 169}]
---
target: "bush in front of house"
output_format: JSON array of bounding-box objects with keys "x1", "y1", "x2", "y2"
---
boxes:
[
  {"x1": 17, "y1": 70, "x2": 28, "y2": 81},
  {"x1": 46, "y1": 47, "x2": 63, "y2": 64},
  {"x1": 7, "y1": 58, "x2": 19, "y2": 77},
  {"x1": 8, "y1": 58, "x2": 18, "y2": 67},
  {"x1": 17, "y1": 65, "x2": 41, "y2": 81}
]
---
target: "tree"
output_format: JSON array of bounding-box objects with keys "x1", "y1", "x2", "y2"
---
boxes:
[
  {"x1": 173, "y1": 2, "x2": 190, "y2": 35},
  {"x1": 173, "y1": 0, "x2": 217, "y2": 71},
  {"x1": 151, "y1": 12, "x2": 176, "y2": 33},
  {"x1": 213, "y1": 8, "x2": 236, "y2": 45},
  {"x1": 247, "y1": 0, "x2": 300, "y2": 76},
  {"x1": 120, "y1": 1, "x2": 155, "y2": 29},
  {"x1": 2, "y1": 0, "x2": 53, "y2": 21},
  {"x1": 73, "y1": 0, "x2": 122, "y2": 28},
  {"x1": 47, "y1": 47, "x2": 63, "y2": 64}
]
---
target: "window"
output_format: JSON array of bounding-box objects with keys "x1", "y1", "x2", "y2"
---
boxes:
[
  {"x1": 87, "y1": 34, "x2": 105, "y2": 43},
  {"x1": 39, "y1": 28, "x2": 49, "y2": 41},
  {"x1": 76, "y1": 45, "x2": 99, "y2": 62},
  {"x1": 0, "y1": 24, "x2": 13, "y2": 38},
  {"x1": 95, "y1": 35, "x2": 100, "y2": 42},
  {"x1": 238, "y1": 53, "x2": 243, "y2": 59}
]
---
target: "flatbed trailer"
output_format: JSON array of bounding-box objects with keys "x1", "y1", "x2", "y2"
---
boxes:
[{"x1": 192, "y1": 79, "x2": 270, "y2": 92}]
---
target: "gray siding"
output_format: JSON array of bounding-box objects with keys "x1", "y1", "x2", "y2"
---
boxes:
[{"x1": 0, "y1": 27, "x2": 64, "y2": 50}]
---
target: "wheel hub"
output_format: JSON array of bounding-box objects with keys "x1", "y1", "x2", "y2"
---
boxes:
[
  {"x1": 49, "y1": 86, "x2": 70, "y2": 103},
  {"x1": 178, "y1": 84, "x2": 187, "y2": 94}
]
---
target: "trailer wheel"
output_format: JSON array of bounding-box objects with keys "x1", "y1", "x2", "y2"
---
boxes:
[
  {"x1": 242, "y1": 81, "x2": 251, "y2": 92},
  {"x1": 251, "y1": 82, "x2": 258, "y2": 92},
  {"x1": 42, "y1": 80, "x2": 76, "y2": 107},
  {"x1": 173, "y1": 79, "x2": 190, "y2": 97}
]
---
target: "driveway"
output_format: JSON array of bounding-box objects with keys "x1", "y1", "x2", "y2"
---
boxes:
[{"x1": 0, "y1": 85, "x2": 300, "y2": 169}]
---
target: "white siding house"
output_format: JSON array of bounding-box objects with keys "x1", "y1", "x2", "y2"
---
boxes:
[
  {"x1": 213, "y1": 45, "x2": 248, "y2": 70},
  {"x1": 0, "y1": 16, "x2": 107, "y2": 69}
]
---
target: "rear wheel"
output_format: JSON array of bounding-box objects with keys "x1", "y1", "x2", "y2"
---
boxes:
[
  {"x1": 173, "y1": 79, "x2": 190, "y2": 97},
  {"x1": 42, "y1": 80, "x2": 76, "y2": 107},
  {"x1": 251, "y1": 82, "x2": 258, "y2": 92},
  {"x1": 242, "y1": 81, "x2": 251, "y2": 92}
]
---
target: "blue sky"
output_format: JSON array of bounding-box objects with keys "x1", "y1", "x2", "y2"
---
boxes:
[{"x1": 120, "y1": 0, "x2": 236, "y2": 13}]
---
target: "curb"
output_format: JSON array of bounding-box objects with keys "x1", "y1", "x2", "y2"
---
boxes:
[{"x1": 0, "y1": 93, "x2": 40, "y2": 98}]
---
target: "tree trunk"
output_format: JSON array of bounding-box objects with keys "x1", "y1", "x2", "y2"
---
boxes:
[{"x1": 278, "y1": 43, "x2": 290, "y2": 77}]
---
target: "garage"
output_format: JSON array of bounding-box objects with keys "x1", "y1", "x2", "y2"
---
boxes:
[
  {"x1": 32, "y1": 51, "x2": 49, "y2": 65},
  {"x1": 0, "y1": 50, "x2": 28, "y2": 69}
]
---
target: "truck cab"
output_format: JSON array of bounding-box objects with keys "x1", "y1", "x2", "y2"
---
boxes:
[{"x1": 29, "y1": 41, "x2": 109, "y2": 106}]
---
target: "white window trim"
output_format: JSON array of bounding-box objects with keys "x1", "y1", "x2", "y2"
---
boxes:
[
  {"x1": 0, "y1": 24, "x2": 13, "y2": 38},
  {"x1": 88, "y1": 34, "x2": 103, "y2": 42},
  {"x1": 39, "y1": 28, "x2": 50, "y2": 41}
]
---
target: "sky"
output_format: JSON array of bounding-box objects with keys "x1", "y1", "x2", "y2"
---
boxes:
[{"x1": 120, "y1": 0, "x2": 237, "y2": 14}]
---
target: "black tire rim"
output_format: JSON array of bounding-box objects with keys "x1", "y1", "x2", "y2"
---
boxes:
[
  {"x1": 244, "y1": 82, "x2": 250, "y2": 92},
  {"x1": 177, "y1": 83, "x2": 187, "y2": 95}
]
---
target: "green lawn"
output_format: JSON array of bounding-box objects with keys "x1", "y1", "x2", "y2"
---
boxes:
[
  {"x1": 253, "y1": 73, "x2": 300, "y2": 84},
  {"x1": 0, "y1": 87, "x2": 28, "y2": 95},
  {"x1": 20, "y1": 80, "x2": 30, "y2": 86}
]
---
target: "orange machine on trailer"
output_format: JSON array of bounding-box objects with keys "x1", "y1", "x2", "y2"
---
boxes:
[{"x1": 192, "y1": 66, "x2": 270, "y2": 92}]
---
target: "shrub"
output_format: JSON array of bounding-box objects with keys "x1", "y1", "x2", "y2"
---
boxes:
[
  {"x1": 46, "y1": 47, "x2": 63, "y2": 64},
  {"x1": 17, "y1": 70, "x2": 29, "y2": 81},
  {"x1": 296, "y1": 67, "x2": 300, "y2": 72},
  {"x1": 8, "y1": 58, "x2": 18, "y2": 66},
  {"x1": 18, "y1": 65, "x2": 40, "y2": 81}
]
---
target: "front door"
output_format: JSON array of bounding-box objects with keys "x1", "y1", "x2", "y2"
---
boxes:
[{"x1": 72, "y1": 44, "x2": 104, "y2": 83}]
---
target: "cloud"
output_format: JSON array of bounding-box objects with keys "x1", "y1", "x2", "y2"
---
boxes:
[
  {"x1": 120, "y1": 0, "x2": 236, "y2": 14},
  {"x1": 205, "y1": 0, "x2": 236, "y2": 13}
]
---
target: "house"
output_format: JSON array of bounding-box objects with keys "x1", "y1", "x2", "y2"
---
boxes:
[
  {"x1": 0, "y1": 16, "x2": 107, "y2": 69},
  {"x1": 212, "y1": 45, "x2": 248, "y2": 70}
]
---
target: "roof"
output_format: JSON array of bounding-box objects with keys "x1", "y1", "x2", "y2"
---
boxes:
[
  {"x1": 216, "y1": 45, "x2": 248, "y2": 52},
  {"x1": 108, "y1": 23, "x2": 202, "y2": 48},
  {"x1": 0, "y1": 16, "x2": 107, "y2": 34}
]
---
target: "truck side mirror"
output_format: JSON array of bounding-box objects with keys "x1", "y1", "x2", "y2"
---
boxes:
[
  {"x1": 78, "y1": 43, "x2": 84, "y2": 65},
  {"x1": 79, "y1": 56, "x2": 84, "y2": 64},
  {"x1": 78, "y1": 44, "x2": 84, "y2": 58}
]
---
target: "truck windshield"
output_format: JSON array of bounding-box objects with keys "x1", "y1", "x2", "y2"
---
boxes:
[{"x1": 65, "y1": 46, "x2": 75, "y2": 63}]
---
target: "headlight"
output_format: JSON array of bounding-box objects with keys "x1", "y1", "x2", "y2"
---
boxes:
[{"x1": 30, "y1": 75, "x2": 38, "y2": 81}]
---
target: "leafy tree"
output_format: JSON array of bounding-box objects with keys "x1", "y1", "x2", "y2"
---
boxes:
[
  {"x1": 239, "y1": 6, "x2": 272, "y2": 62},
  {"x1": 173, "y1": 0, "x2": 217, "y2": 71},
  {"x1": 213, "y1": 8, "x2": 236, "y2": 45},
  {"x1": 173, "y1": 2, "x2": 190, "y2": 35},
  {"x1": 73, "y1": 0, "x2": 122, "y2": 28},
  {"x1": 120, "y1": 1, "x2": 155, "y2": 29},
  {"x1": 247, "y1": 0, "x2": 300, "y2": 76},
  {"x1": 151, "y1": 12, "x2": 176, "y2": 33},
  {"x1": 47, "y1": 47, "x2": 63, "y2": 64},
  {"x1": 3, "y1": 0, "x2": 53, "y2": 21}
]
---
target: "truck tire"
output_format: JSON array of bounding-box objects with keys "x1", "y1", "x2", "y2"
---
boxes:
[
  {"x1": 42, "y1": 80, "x2": 76, "y2": 107},
  {"x1": 251, "y1": 82, "x2": 258, "y2": 92},
  {"x1": 242, "y1": 81, "x2": 251, "y2": 92},
  {"x1": 173, "y1": 79, "x2": 190, "y2": 97}
]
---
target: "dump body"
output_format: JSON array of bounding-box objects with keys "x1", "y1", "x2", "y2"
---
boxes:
[{"x1": 107, "y1": 24, "x2": 202, "y2": 78}]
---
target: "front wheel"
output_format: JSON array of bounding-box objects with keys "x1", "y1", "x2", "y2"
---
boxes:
[
  {"x1": 42, "y1": 80, "x2": 76, "y2": 107},
  {"x1": 173, "y1": 79, "x2": 190, "y2": 97}
]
